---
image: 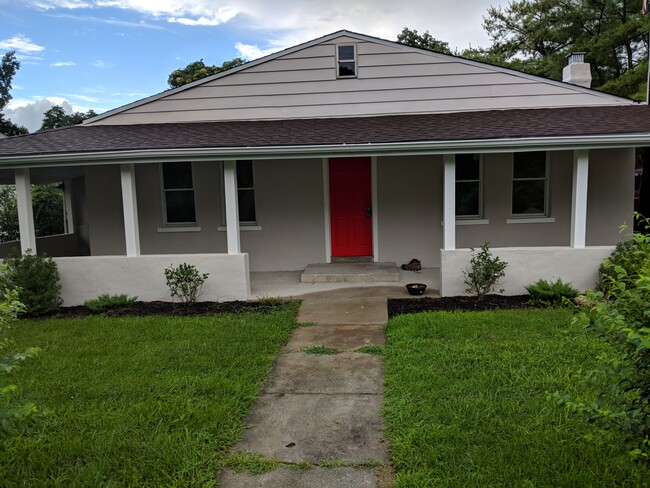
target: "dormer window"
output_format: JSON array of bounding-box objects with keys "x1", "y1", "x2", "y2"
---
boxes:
[{"x1": 337, "y1": 44, "x2": 356, "y2": 78}]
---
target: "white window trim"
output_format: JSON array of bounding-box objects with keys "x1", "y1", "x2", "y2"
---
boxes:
[
  {"x1": 455, "y1": 154, "x2": 483, "y2": 220},
  {"x1": 160, "y1": 162, "x2": 198, "y2": 227},
  {"x1": 219, "y1": 161, "x2": 259, "y2": 226},
  {"x1": 510, "y1": 151, "x2": 550, "y2": 219},
  {"x1": 336, "y1": 43, "x2": 357, "y2": 79}
]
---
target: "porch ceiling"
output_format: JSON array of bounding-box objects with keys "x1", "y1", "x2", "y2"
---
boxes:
[{"x1": 1, "y1": 105, "x2": 650, "y2": 166}]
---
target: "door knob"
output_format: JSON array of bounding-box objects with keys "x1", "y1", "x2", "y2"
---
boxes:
[{"x1": 366, "y1": 207, "x2": 372, "y2": 217}]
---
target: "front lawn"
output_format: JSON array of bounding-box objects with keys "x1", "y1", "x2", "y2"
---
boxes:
[
  {"x1": 1, "y1": 305, "x2": 298, "y2": 487},
  {"x1": 384, "y1": 308, "x2": 650, "y2": 487}
]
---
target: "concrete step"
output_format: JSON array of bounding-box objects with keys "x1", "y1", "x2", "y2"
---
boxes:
[{"x1": 300, "y1": 262, "x2": 399, "y2": 284}]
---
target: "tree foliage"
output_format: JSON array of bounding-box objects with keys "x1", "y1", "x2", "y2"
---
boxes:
[
  {"x1": 553, "y1": 219, "x2": 650, "y2": 460},
  {"x1": 0, "y1": 51, "x2": 28, "y2": 137},
  {"x1": 397, "y1": 27, "x2": 452, "y2": 54},
  {"x1": 39, "y1": 105, "x2": 97, "y2": 131},
  {"x1": 482, "y1": 0, "x2": 650, "y2": 99},
  {"x1": 0, "y1": 183, "x2": 65, "y2": 243},
  {"x1": 167, "y1": 57, "x2": 245, "y2": 88}
]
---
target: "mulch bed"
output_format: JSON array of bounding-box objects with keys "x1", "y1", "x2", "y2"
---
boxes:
[
  {"x1": 49, "y1": 300, "x2": 280, "y2": 319},
  {"x1": 44, "y1": 295, "x2": 532, "y2": 319},
  {"x1": 388, "y1": 295, "x2": 532, "y2": 318}
]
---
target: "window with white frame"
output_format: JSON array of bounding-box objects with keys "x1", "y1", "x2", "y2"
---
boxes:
[
  {"x1": 161, "y1": 162, "x2": 196, "y2": 224},
  {"x1": 455, "y1": 153, "x2": 481, "y2": 218},
  {"x1": 511, "y1": 151, "x2": 548, "y2": 216},
  {"x1": 337, "y1": 44, "x2": 357, "y2": 78},
  {"x1": 236, "y1": 160, "x2": 256, "y2": 223}
]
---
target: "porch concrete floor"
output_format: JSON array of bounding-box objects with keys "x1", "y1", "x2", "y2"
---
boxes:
[
  {"x1": 301, "y1": 262, "x2": 400, "y2": 283},
  {"x1": 250, "y1": 267, "x2": 440, "y2": 299}
]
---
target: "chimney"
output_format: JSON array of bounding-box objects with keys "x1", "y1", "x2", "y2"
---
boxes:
[{"x1": 562, "y1": 52, "x2": 592, "y2": 88}]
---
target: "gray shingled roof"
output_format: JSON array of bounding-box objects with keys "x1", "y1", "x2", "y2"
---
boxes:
[{"x1": 1, "y1": 105, "x2": 649, "y2": 158}]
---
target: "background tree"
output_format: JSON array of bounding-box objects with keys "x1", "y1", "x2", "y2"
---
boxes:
[
  {"x1": 397, "y1": 27, "x2": 452, "y2": 53},
  {"x1": 39, "y1": 105, "x2": 97, "y2": 131},
  {"x1": 0, "y1": 183, "x2": 64, "y2": 243},
  {"x1": 0, "y1": 51, "x2": 28, "y2": 136},
  {"x1": 483, "y1": 0, "x2": 650, "y2": 99},
  {"x1": 167, "y1": 57, "x2": 245, "y2": 88}
]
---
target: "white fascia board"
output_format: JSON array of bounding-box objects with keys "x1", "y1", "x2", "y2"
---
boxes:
[{"x1": 1, "y1": 133, "x2": 649, "y2": 169}]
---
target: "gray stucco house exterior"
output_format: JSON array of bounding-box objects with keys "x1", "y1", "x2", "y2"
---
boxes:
[{"x1": 0, "y1": 30, "x2": 648, "y2": 304}]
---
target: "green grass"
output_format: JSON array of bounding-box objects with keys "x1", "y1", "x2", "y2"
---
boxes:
[
  {"x1": 355, "y1": 345, "x2": 384, "y2": 355},
  {"x1": 1, "y1": 305, "x2": 299, "y2": 487},
  {"x1": 384, "y1": 309, "x2": 650, "y2": 487},
  {"x1": 303, "y1": 345, "x2": 339, "y2": 355}
]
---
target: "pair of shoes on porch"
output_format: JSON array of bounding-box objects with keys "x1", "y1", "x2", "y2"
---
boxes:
[{"x1": 401, "y1": 258, "x2": 422, "y2": 271}]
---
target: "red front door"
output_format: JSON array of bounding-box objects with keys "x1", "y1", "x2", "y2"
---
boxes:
[{"x1": 329, "y1": 157, "x2": 373, "y2": 257}]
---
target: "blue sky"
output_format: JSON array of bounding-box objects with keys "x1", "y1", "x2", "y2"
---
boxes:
[{"x1": 1, "y1": 0, "x2": 499, "y2": 131}]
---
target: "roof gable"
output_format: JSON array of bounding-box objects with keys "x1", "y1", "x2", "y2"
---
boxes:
[{"x1": 88, "y1": 30, "x2": 633, "y2": 126}]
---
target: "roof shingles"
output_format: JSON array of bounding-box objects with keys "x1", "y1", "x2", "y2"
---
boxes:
[{"x1": 0, "y1": 105, "x2": 649, "y2": 158}]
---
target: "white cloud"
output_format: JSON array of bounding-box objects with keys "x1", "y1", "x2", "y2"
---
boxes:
[
  {"x1": 51, "y1": 61, "x2": 76, "y2": 67},
  {"x1": 60, "y1": 93, "x2": 101, "y2": 102},
  {"x1": 18, "y1": 1, "x2": 499, "y2": 51},
  {"x1": 234, "y1": 42, "x2": 281, "y2": 60},
  {"x1": 92, "y1": 60, "x2": 108, "y2": 68},
  {"x1": 3, "y1": 98, "x2": 75, "y2": 132},
  {"x1": 0, "y1": 35, "x2": 45, "y2": 54},
  {"x1": 22, "y1": 0, "x2": 91, "y2": 9}
]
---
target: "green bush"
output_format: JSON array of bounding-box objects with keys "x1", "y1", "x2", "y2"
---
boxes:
[
  {"x1": 164, "y1": 263, "x2": 209, "y2": 303},
  {"x1": 552, "y1": 220, "x2": 650, "y2": 460},
  {"x1": 463, "y1": 243, "x2": 508, "y2": 301},
  {"x1": 84, "y1": 294, "x2": 137, "y2": 313},
  {"x1": 525, "y1": 278, "x2": 578, "y2": 306},
  {"x1": 596, "y1": 239, "x2": 643, "y2": 296},
  {"x1": 0, "y1": 264, "x2": 39, "y2": 435},
  {"x1": 1, "y1": 250, "x2": 62, "y2": 316}
]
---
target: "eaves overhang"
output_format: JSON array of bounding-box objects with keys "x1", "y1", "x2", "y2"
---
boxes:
[{"x1": 0, "y1": 133, "x2": 648, "y2": 169}]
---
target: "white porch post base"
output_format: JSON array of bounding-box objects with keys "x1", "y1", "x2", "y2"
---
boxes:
[
  {"x1": 15, "y1": 168, "x2": 36, "y2": 254},
  {"x1": 570, "y1": 149, "x2": 589, "y2": 249},
  {"x1": 443, "y1": 154, "x2": 456, "y2": 250},
  {"x1": 120, "y1": 163, "x2": 141, "y2": 257},
  {"x1": 223, "y1": 161, "x2": 241, "y2": 254}
]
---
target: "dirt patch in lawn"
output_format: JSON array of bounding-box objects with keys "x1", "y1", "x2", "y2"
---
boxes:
[
  {"x1": 388, "y1": 295, "x2": 532, "y2": 318},
  {"x1": 48, "y1": 301, "x2": 287, "y2": 319}
]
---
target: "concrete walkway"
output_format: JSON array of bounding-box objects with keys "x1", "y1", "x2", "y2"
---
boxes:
[{"x1": 217, "y1": 287, "x2": 394, "y2": 487}]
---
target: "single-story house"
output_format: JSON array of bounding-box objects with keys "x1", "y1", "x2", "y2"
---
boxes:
[{"x1": 0, "y1": 30, "x2": 648, "y2": 304}]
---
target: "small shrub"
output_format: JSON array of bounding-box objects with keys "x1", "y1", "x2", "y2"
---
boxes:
[
  {"x1": 463, "y1": 243, "x2": 508, "y2": 301},
  {"x1": 0, "y1": 266, "x2": 39, "y2": 435},
  {"x1": 84, "y1": 294, "x2": 137, "y2": 313},
  {"x1": 552, "y1": 219, "x2": 650, "y2": 460},
  {"x1": 596, "y1": 238, "x2": 642, "y2": 296},
  {"x1": 525, "y1": 278, "x2": 578, "y2": 306},
  {"x1": 257, "y1": 295, "x2": 284, "y2": 308},
  {"x1": 164, "y1": 263, "x2": 209, "y2": 303},
  {"x1": 1, "y1": 250, "x2": 62, "y2": 316}
]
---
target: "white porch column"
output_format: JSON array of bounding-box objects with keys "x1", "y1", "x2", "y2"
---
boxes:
[
  {"x1": 14, "y1": 168, "x2": 36, "y2": 254},
  {"x1": 443, "y1": 154, "x2": 456, "y2": 250},
  {"x1": 570, "y1": 149, "x2": 589, "y2": 249},
  {"x1": 223, "y1": 160, "x2": 241, "y2": 254},
  {"x1": 120, "y1": 163, "x2": 141, "y2": 257}
]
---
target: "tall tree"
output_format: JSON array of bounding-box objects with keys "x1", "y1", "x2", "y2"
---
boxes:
[
  {"x1": 397, "y1": 27, "x2": 452, "y2": 53},
  {"x1": 167, "y1": 57, "x2": 245, "y2": 88},
  {"x1": 0, "y1": 51, "x2": 28, "y2": 136},
  {"x1": 0, "y1": 183, "x2": 65, "y2": 243},
  {"x1": 483, "y1": 0, "x2": 650, "y2": 99},
  {"x1": 39, "y1": 105, "x2": 97, "y2": 131}
]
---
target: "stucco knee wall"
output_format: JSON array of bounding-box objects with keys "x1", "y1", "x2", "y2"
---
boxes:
[
  {"x1": 440, "y1": 247, "x2": 614, "y2": 296},
  {"x1": 54, "y1": 253, "x2": 250, "y2": 306}
]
